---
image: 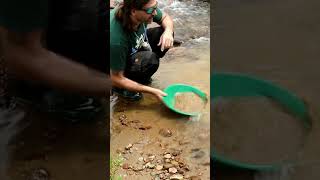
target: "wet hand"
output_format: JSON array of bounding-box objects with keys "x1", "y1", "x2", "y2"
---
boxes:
[
  {"x1": 152, "y1": 88, "x2": 168, "y2": 102},
  {"x1": 157, "y1": 29, "x2": 174, "y2": 52}
]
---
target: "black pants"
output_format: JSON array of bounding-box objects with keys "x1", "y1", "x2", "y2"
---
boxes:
[{"x1": 124, "y1": 27, "x2": 170, "y2": 84}]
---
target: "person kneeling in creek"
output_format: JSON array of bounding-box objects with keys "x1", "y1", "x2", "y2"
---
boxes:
[{"x1": 110, "y1": 0, "x2": 174, "y2": 101}]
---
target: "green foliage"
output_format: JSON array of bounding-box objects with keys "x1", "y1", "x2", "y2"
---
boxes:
[{"x1": 110, "y1": 154, "x2": 124, "y2": 180}]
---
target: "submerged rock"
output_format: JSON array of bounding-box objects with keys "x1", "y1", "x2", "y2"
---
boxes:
[
  {"x1": 169, "y1": 167, "x2": 178, "y2": 174},
  {"x1": 125, "y1": 144, "x2": 133, "y2": 150},
  {"x1": 145, "y1": 162, "x2": 155, "y2": 169},
  {"x1": 156, "y1": 165, "x2": 163, "y2": 171},
  {"x1": 169, "y1": 174, "x2": 184, "y2": 180},
  {"x1": 159, "y1": 129, "x2": 173, "y2": 137},
  {"x1": 164, "y1": 154, "x2": 172, "y2": 159}
]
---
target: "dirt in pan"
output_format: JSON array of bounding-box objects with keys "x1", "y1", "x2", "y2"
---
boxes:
[
  {"x1": 174, "y1": 92, "x2": 206, "y2": 113},
  {"x1": 213, "y1": 97, "x2": 309, "y2": 165}
]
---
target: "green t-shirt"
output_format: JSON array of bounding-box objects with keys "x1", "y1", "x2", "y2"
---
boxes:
[
  {"x1": 110, "y1": 7, "x2": 163, "y2": 71},
  {"x1": 0, "y1": 0, "x2": 48, "y2": 32}
]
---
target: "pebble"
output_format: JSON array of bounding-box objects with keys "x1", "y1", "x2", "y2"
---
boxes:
[
  {"x1": 169, "y1": 167, "x2": 177, "y2": 174},
  {"x1": 146, "y1": 162, "x2": 155, "y2": 169},
  {"x1": 133, "y1": 165, "x2": 144, "y2": 171},
  {"x1": 148, "y1": 155, "x2": 156, "y2": 161},
  {"x1": 165, "y1": 159, "x2": 171, "y2": 163},
  {"x1": 138, "y1": 125, "x2": 152, "y2": 130},
  {"x1": 177, "y1": 169, "x2": 185, "y2": 175},
  {"x1": 125, "y1": 144, "x2": 133, "y2": 150},
  {"x1": 164, "y1": 154, "x2": 172, "y2": 159},
  {"x1": 182, "y1": 165, "x2": 190, "y2": 171},
  {"x1": 171, "y1": 161, "x2": 179, "y2": 167},
  {"x1": 189, "y1": 176, "x2": 201, "y2": 180},
  {"x1": 163, "y1": 163, "x2": 174, "y2": 169},
  {"x1": 159, "y1": 129, "x2": 173, "y2": 137},
  {"x1": 122, "y1": 163, "x2": 130, "y2": 169},
  {"x1": 169, "y1": 174, "x2": 184, "y2": 180},
  {"x1": 156, "y1": 165, "x2": 164, "y2": 171},
  {"x1": 138, "y1": 157, "x2": 144, "y2": 162},
  {"x1": 178, "y1": 140, "x2": 190, "y2": 145},
  {"x1": 119, "y1": 114, "x2": 127, "y2": 121},
  {"x1": 171, "y1": 149, "x2": 182, "y2": 156}
]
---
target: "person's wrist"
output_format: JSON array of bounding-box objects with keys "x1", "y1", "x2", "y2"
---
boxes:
[{"x1": 164, "y1": 29, "x2": 173, "y2": 35}]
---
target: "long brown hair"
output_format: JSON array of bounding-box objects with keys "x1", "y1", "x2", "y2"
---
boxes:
[{"x1": 115, "y1": 0, "x2": 150, "y2": 32}]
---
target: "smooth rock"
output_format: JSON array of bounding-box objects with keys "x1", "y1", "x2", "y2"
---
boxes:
[
  {"x1": 169, "y1": 174, "x2": 184, "y2": 180},
  {"x1": 164, "y1": 154, "x2": 172, "y2": 159},
  {"x1": 169, "y1": 167, "x2": 177, "y2": 174},
  {"x1": 156, "y1": 165, "x2": 164, "y2": 171},
  {"x1": 125, "y1": 144, "x2": 133, "y2": 150}
]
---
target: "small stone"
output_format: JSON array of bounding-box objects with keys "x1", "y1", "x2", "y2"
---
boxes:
[
  {"x1": 138, "y1": 157, "x2": 144, "y2": 162},
  {"x1": 165, "y1": 159, "x2": 171, "y2": 163},
  {"x1": 146, "y1": 162, "x2": 155, "y2": 169},
  {"x1": 189, "y1": 176, "x2": 201, "y2": 180},
  {"x1": 182, "y1": 165, "x2": 190, "y2": 171},
  {"x1": 178, "y1": 139, "x2": 190, "y2": 145},
  {"x1": 133, "y1": 165, "x2": 144, "y2": 171},
  {"x1": 122, "y1": 163, "x2": 130, "y2": 169},
  {"x1": 119, "y1": 114, "x2": 127, "y2": 121},
  {"x1": 138, "y1": 125, "x2": 152, "y2": 130},
  {"x1": 171, "y1": 149, "x2": 182, "y2": 156},
  {"x1": 169, "y1": 174, "x2": 184, "y2": 180},
  {"x1": 164, "y1": 154, "x2": 172, "y2": 159},
  {"x1": 168, "y1": 167, "x2": 177, "y2": 174},
  {"x1": 163, "y1": 163, "x2": 174, "y2": 169},
  {"x1": 156, "y1": 165, "x2": 163, "y2": 171},
  {"x1": 177, "y1": 169, "x2": 185, "y2": 175},
  {"x1": 125, "y1": 144, "x2": 133, "y2": 150},
  {"x1": 148, "y1": 155, "x2": 156, "y2": 161},
  {"x1": 171, "y1": 161, "x2": 179, "y2": 167},
  {"x1": 159, "y1": 129, "x2": 173, "y2": 137}
]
